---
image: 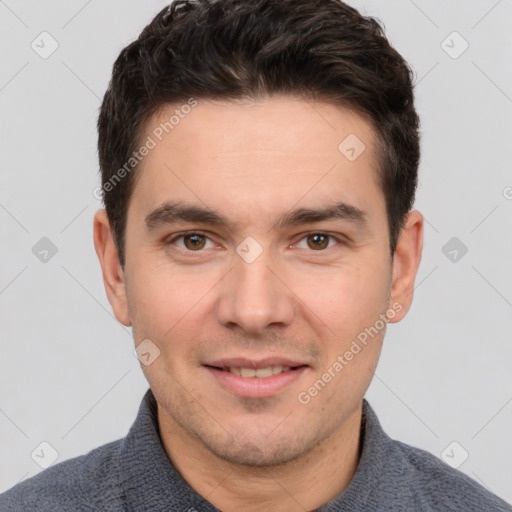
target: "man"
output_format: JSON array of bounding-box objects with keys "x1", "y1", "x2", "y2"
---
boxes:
[{"x1": 1, "y1": 0, "x2": 510, "y2": 510}]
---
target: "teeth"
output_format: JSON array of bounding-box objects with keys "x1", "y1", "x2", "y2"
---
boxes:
[
  {"x1": 240, "y1": 368, "x2": 256, "y2": 377},
  {"x1": 255, "y1": 367, "x2": 272, "y2": 378},
  {"x1": 228, "y1": 366, "x2": 292, "y2": 377}
]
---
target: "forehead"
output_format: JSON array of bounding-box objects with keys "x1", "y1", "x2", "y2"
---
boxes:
[{"x1": 131, "y1": 96, "x2": 384, "y2": 229}]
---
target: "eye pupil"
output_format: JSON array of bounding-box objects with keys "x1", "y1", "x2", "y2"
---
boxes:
[
  {"x1": 179, "y1": 233, "x2": 334, "y2": 252},
  {"x1": 184, "y1": 234, "x2": 206, "y2": 250},
  {"x1": 307, "y1": 233, "x2": 329, "y2": 250}
]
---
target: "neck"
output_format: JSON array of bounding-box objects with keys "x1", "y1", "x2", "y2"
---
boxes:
[{"x1": 157, "y1": 403, "x2": 363, "y2": 512}]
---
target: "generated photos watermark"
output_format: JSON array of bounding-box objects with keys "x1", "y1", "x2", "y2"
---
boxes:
[
  {"x1": 297, "y1": 301, "x2": 403, "y2": 405},
  {"x1": 93, "y1": 98, "x2": 198, "y2": 200}
]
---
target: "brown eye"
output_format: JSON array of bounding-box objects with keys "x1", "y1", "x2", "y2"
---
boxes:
[
  {"x1": 183, "y1": 233, "x2": 206, "y2": 250},
  {"x1": 167, "y1": 232, "x2": 216, "y2": 253},
  {"x1": 306, "y1": 233, "x2": 330, "y2": 250}
]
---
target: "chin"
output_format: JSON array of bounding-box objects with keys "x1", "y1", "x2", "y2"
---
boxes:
[{"x1": 209, "y1": 439, "x2": 308, "y2": 468}]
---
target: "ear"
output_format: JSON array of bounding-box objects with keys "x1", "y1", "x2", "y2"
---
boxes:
[
  {"x1": 93, "y1": 209, "x2": 131, "y2": 326},
  {"x1": 387, "y1": 210, "x2": 424, "y2": 323}
]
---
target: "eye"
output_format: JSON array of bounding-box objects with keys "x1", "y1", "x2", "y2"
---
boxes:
[
  {"x1": 168, "y1": 232, "x2": 215, "y2": 251},
  {"x1": 295, "y1": 233, "x2": 341, "y2": 251},
  {"x1": 166, "y1": 231, "x2": 344, "y2": 254}
]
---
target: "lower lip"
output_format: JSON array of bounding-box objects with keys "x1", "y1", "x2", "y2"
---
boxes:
[{"x1": 204, "y1": 366, "x2": 308, "y2": 398}]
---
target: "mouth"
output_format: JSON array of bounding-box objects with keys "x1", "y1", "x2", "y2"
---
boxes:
[
  {"x1": 204, "y1": 364, "x2": 307, "y2": 378},
  {"x1": 202, "y1": 357, "x2": 310, "y2": 398}
]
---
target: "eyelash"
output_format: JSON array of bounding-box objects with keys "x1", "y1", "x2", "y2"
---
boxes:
[{"x1": 166, "y1": 231, "x2": 345, "y2": 254}]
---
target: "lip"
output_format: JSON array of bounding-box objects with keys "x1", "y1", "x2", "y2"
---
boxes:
[
  {"x1": 203, "y1": 363, "x2": 309, "y2": 398},
  {"x1": 204, "y1": 356, "x2": 308, "y2": 370}
]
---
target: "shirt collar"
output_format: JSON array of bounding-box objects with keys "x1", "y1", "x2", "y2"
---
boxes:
[
  {"x1": 117, "y1": 388, "x2": 391, "y2": 511},
  {"x1": 117, "y1": 388, "x2": 220, "y2": 511},
  {"x1": 317, "y1": 398, "x2": 392, "y2": 510}
]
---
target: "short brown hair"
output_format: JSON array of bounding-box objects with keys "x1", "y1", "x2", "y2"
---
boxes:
[{"x1": 97, "y1": 0, "x2": 420, "y2": 266}]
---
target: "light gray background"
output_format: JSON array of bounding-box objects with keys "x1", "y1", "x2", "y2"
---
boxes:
[{"x1": 1, "y1": 0, "x2": 511, "y2": 503}]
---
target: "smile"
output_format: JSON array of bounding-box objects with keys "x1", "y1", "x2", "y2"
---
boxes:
[
  {"x1": 223, "y1": 365, "x2": 294, "y2": 377},
  {"x1": 204, "y1": 363, "x2": 309, "y2": 397}
]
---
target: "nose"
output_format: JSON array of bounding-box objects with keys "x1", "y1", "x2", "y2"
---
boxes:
[{"x1": 215, "y1": 247, "x2": 295, "y2": 334}]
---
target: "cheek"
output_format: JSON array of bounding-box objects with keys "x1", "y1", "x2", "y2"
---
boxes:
[
  {"x1": 125, "y1": 259, "x2": 220, "y2": 343},
  {"x1": 288, "y1": 258, "x2": 391, "y2": 333}
]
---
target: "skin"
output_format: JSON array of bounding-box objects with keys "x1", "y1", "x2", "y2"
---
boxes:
[{"x1": 94, "y1": 96, "x2": 423, "y2": 511}]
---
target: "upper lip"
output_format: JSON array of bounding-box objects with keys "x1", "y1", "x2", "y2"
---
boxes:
[{"x1": 204, "y1": 357, "x2": 310, "y2": 369}]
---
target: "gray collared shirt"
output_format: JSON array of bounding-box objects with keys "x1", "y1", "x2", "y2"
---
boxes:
[{"x1": 1, "y1": 388, "x2": 510, "y2": 511}]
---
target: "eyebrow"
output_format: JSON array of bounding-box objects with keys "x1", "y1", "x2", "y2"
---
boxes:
[{"x1": 145, "y1": 201, "x2": 368, "y2": 232}]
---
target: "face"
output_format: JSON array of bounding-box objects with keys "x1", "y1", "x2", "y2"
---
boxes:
[{"x1": 95, "y1": 96, "x2": 422, "y2": 467}]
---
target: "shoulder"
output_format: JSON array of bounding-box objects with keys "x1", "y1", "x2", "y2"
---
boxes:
[
  {"x1": 386, "y1": 439, "x2": 512, "y2": 511},
  {"x1": 0, "y1": 439, "x2": 124, "y2": 512}
]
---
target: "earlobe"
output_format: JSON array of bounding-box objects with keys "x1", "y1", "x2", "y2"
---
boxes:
[
  {"x1": 387, "y1": 210, "x2": 424, "y2": 324},
  {"x1": 93, "y1": 209, "x2": 132, "y2": 326}
]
